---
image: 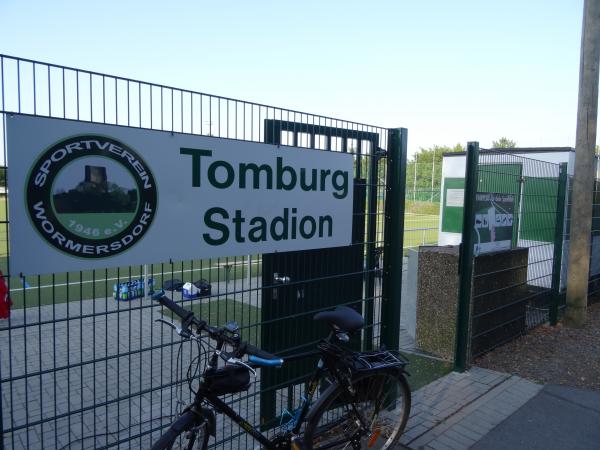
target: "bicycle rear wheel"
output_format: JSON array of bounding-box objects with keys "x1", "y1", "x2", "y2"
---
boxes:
[
  {"x1": 151, "y1": 411, "x2": 209, "y2": 450},
  {"x1": 304, "y1": 369, "x2": 410, "y2": 449}
]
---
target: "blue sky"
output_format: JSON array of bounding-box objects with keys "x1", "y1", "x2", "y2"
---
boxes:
[{"x1": 0, "y1": 0, "x2": 585, "y2": 156}]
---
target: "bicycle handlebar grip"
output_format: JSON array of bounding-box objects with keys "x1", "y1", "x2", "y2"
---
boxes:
[
  {"x1": 156, "y1": 295, "x2": 194, "y2": 323},
  {"x1": 248, "y1": 355, "x2": 284, "y2": 367},
  {"x1": 245, "y1": 343, "x2": 278, "y2": 360}
]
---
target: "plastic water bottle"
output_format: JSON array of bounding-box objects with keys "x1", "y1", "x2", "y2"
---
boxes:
[
  {"x1": 121, "y1": 283, "x2": 128, "y2": 301},
  {"x1": 148, "y1": 277, "x2": 155, "y2": 295}
]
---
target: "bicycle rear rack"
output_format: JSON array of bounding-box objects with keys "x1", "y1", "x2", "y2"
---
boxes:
[{"x1": 348, "y1": 350, "x2": 409, "y2": 371}]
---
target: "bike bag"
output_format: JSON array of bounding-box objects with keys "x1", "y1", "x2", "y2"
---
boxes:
[{"x1": 203, "y1": 365, "x2": 251, "y2": 396}]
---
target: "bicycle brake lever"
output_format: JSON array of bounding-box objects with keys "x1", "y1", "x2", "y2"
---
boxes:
[
  {"x1": 154, "y1": 318, "x2": 192, "y2": 338},
  {"x1": 227, "y1": 357, "x2": 257, "y2": 378}
]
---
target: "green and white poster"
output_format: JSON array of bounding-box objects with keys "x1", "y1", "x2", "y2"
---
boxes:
[{"x1": 473, "y1": 192, "x2": 515, "y2": 255}]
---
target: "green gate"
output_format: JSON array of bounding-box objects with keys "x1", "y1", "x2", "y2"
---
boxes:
[{"x1": 259, "y1": 120, "x2": 378, "y2": 426}]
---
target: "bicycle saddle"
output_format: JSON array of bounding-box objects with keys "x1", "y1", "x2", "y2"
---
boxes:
[{"x1": 313, "y1": 305, "x2": 364, "y2": 333}]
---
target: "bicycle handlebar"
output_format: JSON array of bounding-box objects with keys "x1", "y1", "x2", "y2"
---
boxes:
[
  {"x1": 248, "y1": 355, "x2": 284, "y2": 367},
  {"x1": 244, "y1": 343, "x2": 278, "y2": 360},
  {"x1": 152, "y1": 291, "x2": 280, "y2": 362},
  {"x1": 154, "y1": 292, "x2": 195, "y2": 324}
]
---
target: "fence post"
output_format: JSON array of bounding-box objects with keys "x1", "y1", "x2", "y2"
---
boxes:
[
  {"x1": 381, "y1": 128, "x2": 407, "y2": 350},
  {"x1": 364, "y1": 142, "x2": 380, "y2": 351},
  {"x1": 550, "y1": 163, "x2": 568, "y2": 325},
  {"x1": 454, "y1": 142, "x2": 479, "y2": 372}
]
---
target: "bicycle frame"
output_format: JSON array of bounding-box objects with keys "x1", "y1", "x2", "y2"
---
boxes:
[{"x1": 191, "y1": 348, "x2": 327, "y2": 449}]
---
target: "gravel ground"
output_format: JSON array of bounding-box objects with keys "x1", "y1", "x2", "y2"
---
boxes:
[{"x1": 475, "y1": 302, "x2": 600, "y2": 391}]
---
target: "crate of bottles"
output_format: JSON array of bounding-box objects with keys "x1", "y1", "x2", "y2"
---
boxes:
[{"x1": 113, "y1": 278, "x2": 155, "y2": 301}]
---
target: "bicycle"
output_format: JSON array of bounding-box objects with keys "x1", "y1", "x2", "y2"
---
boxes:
[{"x1": 150, "y1": 291, "x2": 411, "y2": 450}]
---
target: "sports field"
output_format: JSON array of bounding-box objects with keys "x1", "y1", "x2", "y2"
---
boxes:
[
  {"x1": 403, "y1": 199, "x2": 440, "y2": 250},
  {"x1": 9, "y1": 257, "x2": 261, "y2": 309},
  {"x1": 403, "y1": 213, "x2": 439, "y2": 249},
  {"x1": 5, "y1": 197, "x2": 442, "y2": 309}
]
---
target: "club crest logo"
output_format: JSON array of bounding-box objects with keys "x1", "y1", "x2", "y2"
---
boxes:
[{"x1": 26, "y1": 135, "x2": 157, "y2": 258}]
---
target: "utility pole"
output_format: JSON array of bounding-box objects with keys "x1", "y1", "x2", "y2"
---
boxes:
[{"x1": 565, "y1": 0, "x2": 600, "y2": 327}]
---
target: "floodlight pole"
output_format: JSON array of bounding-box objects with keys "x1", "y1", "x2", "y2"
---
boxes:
[
  {"x1": 565, "y1": 0, "x2": 600, "y2": 327},
  {"x1": 431, "y1": 149, "x2": 436, "y2": 202},
  {"x1": 413, "y1": 153, "x2": 417, "y2": 200}
]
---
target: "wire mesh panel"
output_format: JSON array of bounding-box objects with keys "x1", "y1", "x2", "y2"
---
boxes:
[
  {"x1": 0, "y1": 55, "x2": 396, "y2": 449},
  {"x1": 470, "y1": 150, "x2": 561, "y2": 358}
]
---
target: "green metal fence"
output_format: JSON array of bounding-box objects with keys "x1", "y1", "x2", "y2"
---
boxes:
[
  {"x1": 406, "y1": 189, "x2": 441, "y2": 203},
  {"x1": 455, "y1": 145, "x2": 566, "y2": 367},
  {"x1": 0, "y1": 55, "x2": 406, "y2": 449}
]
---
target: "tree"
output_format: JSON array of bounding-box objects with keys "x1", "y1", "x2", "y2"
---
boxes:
[
  {"x1": 406, "y1": 143, "x2": 464, "y2": 197},
  {"x1": 492, "y1": 137, "x2": 516, "y2": 148}
]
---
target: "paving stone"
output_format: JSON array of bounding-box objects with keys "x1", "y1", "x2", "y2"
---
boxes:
[
  {"x1": 450, "y1": 422, "x2": 485, "y2": 441},
  {"x1": 403, "y1": 366, "x2": 543, "y2": 450},
  {"x1": 434, "y1": 432, "x2": 471, "y2": 450},
  {"x1": 443, "y1": 428, "x2": 477, "y2": 447}
]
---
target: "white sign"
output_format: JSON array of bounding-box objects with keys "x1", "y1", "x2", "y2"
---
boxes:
[
  {"x1": 445, "y1": 189, "x2": 464, "y2": 207},
  {"x1": 7, "y1": 115, "x2": 354, "y2": 275}
]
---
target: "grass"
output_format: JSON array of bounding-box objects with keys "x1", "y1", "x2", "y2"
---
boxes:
[
  {"x1": 162, "y1": 298, "x2": 261, "y2": 346},
  {"x1": 9, "y1": 256, "x2": 262, "y2": 309},
  {"x1": 403, "y1": 199, "x2": 440, "y2": 249},
  {"x1": 405, "y1": 200, "x2": 440, "y2": 216},
  {"x1": 402, "y1": 352, "x2": 453, "y2": 391},
  {"x1": 404, "y1": 213, "x2": 439, "y2": 249}
]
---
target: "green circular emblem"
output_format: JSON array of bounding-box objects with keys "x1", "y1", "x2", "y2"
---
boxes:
[{"x1": 26, "y1": 135, "x2": 157, "y2": 258}]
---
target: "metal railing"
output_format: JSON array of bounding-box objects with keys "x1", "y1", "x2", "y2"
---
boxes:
[{"x1": 456, "y1": 146, "x2": 565, "y2": 364}]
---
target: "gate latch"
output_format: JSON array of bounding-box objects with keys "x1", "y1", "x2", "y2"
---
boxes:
[
  {"x1": 274, "y1": 273, "x2": 291, "y2": 284},
  {"x1": 375, "y1": 147, "x2": 387, "y2": 158}
]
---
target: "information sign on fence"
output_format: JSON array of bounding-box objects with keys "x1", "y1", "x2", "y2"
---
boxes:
[
  {"x1": 7, "y1": 115, "x2": 354, "y2": 274},
  {"x1": 473, "y1": 192, "x2": 515, "y2": 255}
]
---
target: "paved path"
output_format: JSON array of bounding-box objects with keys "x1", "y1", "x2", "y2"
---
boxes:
[
  {"x1": 471, "y1": 384, "x2": 600, "y2": 450},
  {"x1": 1, "y1": 272, "x2": 415, "y2": 449},
  {"x1": 399, "y1": 367, "x2": 543, "y2": 449},
  {"x1": 0, "y1": 277, "x2": 265, "y2": 449},
  {"x1": 399, "y1": 367, "x2": 600, "y2": 450}
]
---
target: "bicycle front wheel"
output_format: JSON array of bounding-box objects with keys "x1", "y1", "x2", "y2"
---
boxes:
[
  {"x1": 304, "y1": 369, "x2": 411, "y2": 450},
  {"x1": 151, "y1": 411, "x2": 209, "y2": 450}
]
